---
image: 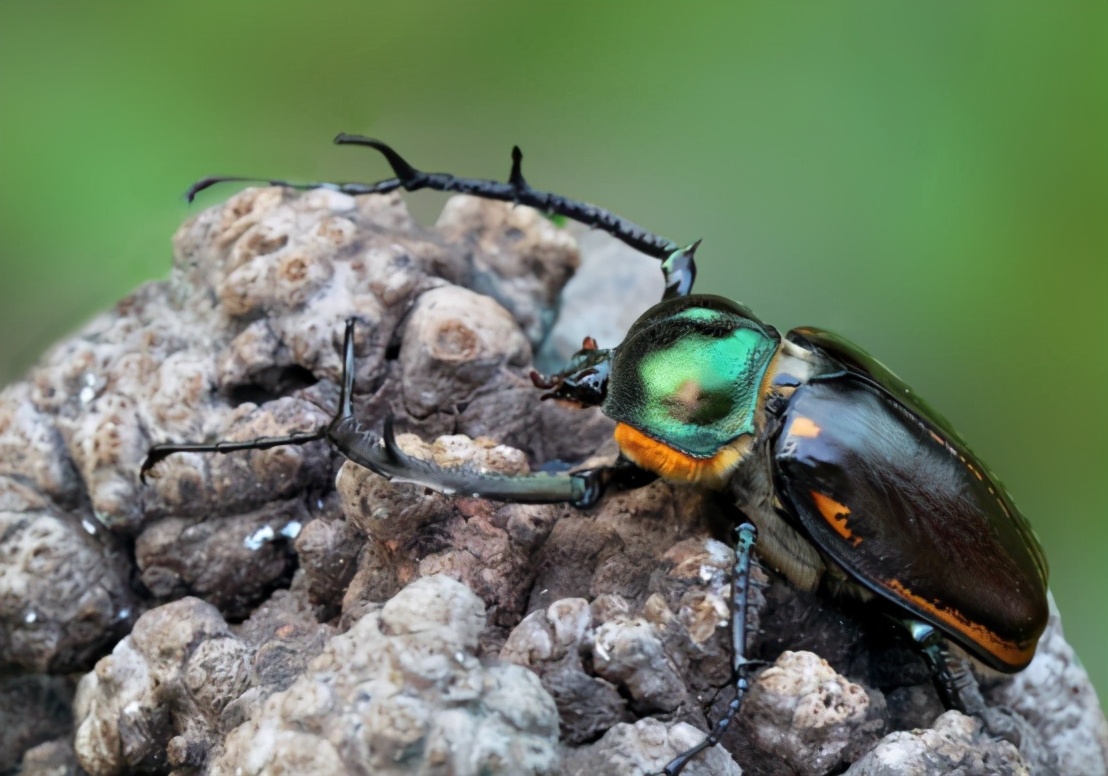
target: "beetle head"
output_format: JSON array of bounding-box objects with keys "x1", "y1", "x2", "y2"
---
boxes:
[{"x1": 530, "y1": 336, "x2": 612, "y2": 407}]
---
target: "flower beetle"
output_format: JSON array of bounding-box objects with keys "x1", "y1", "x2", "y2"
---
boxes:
[{"x1": 144, "y1": 136, "x2": 1049, "y2": 775}]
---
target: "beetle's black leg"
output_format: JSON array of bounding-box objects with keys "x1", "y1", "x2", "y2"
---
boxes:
[
  {"x1": 139, "y1": 317, "x2": 371, "y2": 481},
  {"x1": 904, "y1": 619, "x2": 1043, "y2": 757},
  {"x1": 332, "y1": 134, "x2": 685, "y2": 261},
  {"x1": 140, "y1": 428, "x2": 326, "y2": 483},
  {"x1": 144, "y1": 320, "x2": 647, "y2": 508},
  {"x1": 187, "y1": 136, "x2": 698, "y2": 297},
  {"x1": 661, "y1": 240, "x2": 699, "y2": 300},
  {"x1": 903, "y1": 620, "x2": 982, "y2": 714},
  {"x1": 139, "y1": 323, "x2": 355, "y2": 481},
  {"x1": 184, "y1": 176, "x2": 402, "y2": 204},
  {"x1": 334, "y1": 135, "x2": 701, "y2": 298},
  {"x1": 660, "y1": 522, "x2": 758, "y2": 776}
]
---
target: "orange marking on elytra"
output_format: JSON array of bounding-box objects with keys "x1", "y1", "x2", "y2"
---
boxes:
[
  {"x1": 789, "y1": 416, "x2": 822, "y2": 438},
  {"x1": 810, "y1": 490, "x2": 861, "y2": 546},
  {"x1": 885, "y1": 579, "x2": 1035, "y2": 669}
]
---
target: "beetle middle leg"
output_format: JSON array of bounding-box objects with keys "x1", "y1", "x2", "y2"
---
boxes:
[{"x1": 660, "y1": 522, "x2": 758, "y2": 776}]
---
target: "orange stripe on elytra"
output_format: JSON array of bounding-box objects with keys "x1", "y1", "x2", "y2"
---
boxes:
[
  {"x1": 885, "y1": 579, "x2": 1034, "y2": 669},
  {"x1": 810, "y1": 490, "x2": 861, "y2": 546},
  {"x1": 613, "y1": 423, "x2": 743, "y2": 487}
]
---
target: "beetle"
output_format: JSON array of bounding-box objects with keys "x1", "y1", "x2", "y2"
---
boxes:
[{"x1": 143, "y1": 135, "x2": 1049, "y2": 775}]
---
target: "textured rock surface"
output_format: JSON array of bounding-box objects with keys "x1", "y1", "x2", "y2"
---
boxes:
[
  {"x1": 0, "y1": 674, "x2": 75, "y2": 772},
  {"x1": 560, "y1": 718, "x2": 742, "y2": 776},
  {"x1": 844, "y1": 711, "x2": 1028, "y2": 776},
  {"x1": 740, "y1": 651, "x2": 883, "y2": 776},
  {"x1": 1, "y1": 185, "x2": 1104, "y2": 774},
  {"x1": 210, "y1": 575, "x2": 560, "y2": 776}
]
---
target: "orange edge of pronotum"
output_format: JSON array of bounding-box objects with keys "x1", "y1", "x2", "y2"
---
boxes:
[
  {"x1": 613, "y1": 422, "x2": 744, "y2": 487},
  {"x1": 885, "y1": 579, "x2": 1034, "y2": 669}
]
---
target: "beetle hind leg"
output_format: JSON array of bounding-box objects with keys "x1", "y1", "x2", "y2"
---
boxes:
[
  {"x1": 905, "y1": 620, "x2": 1047, "y2": 762},
  {"x1": 904, "y1": 620, "x2": 983, "y2": 714}
]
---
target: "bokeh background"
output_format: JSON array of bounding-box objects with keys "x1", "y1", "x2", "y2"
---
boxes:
[{"x1": 1, "y1": 3, "x2": 1105, "y2": 700}]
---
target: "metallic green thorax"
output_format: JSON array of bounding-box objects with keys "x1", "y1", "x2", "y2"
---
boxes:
[{"x1": 603, "y1": 296, "x2": 781, "y2": 457}]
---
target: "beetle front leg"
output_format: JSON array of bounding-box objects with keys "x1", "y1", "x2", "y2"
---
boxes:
[
  {"x1": 660, "y1": 522, "x2": 758, "y2": 776},
  {"x1": 661, "y1": 241, "x2": 699, "y2": 300}
]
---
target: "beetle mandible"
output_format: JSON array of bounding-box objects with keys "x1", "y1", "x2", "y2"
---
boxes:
[{"x1": 143, "y1": 135, "x2": 1049, "y2": 775}]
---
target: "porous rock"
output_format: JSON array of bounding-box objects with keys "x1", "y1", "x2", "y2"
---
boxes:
[
  {"x1": 72, "y1": 597, "x2": 247, "y2": 774},
  {"x1": 0, "y1": 674, "x2": 75, "y2": 771},
  {"x1": 560, "y1": 717, "x2": 741, "y2": 776},
  {"x1": 71, "y1": 590, "x2": 330, "y2": 775},
  {"x1": 0, "y1": 506, "x2": 135, "y2": 674},
  {"x1": 844, "y1": 711, "x2": 1028, "y2": 776},
  {"x1": 740, "y1": 650, "x2": 882, "y2": 776},
  {"x1": 208, "y1": 574, "x2": 560, "y2": 776},
  {"x1": 435, "y1": 193, "x2": 580, "y2": 346},
  {"x1": 984, "y1": 597, "x2": 1108, "y2": 776},
  {"x1": 2, "y1": 184, "x2": 1104, "y2": 774},
  {"x1": 18, "y1": 737, "x2": 85, "y2": 776}
]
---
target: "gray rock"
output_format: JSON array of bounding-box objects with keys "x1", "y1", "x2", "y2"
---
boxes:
[
  {"x1": 18, "y1": 737, "x2": 86, "y2": 776},
  {"x1": 1, "y1": 185, "x2": 1103, "y2": 775},
  {"x1": 741, "y1": 650, "x2": 883, "y2": 776},
  {"x1": 560, "y1": 717, "x2": 741, "y2": 776},
  {"x1": 0, "y1": 507, "x2": 135, "y2": 674},
  {"x1": 0, "y1": 674, "x2": 75, "y2": 771},
  {"x1": 985, "y1": 597, "x2": 1108, "y2": 776},
  {"x1": 208, "y1": 575, "x2": 560, "y2": 776},
  {"x1": 846, "y1": 711, "x2": 1028, "y2": 776}
]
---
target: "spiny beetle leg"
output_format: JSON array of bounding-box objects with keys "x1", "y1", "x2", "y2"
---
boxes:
[
  {"x1": 140, "y1": 429, "x2": 326, "y2": 483},
  {"x1": 661, "y1": 240, "x2": 700, "y2": 300},
  {"x1": 138, "y1": 317, "x2": 366, "y2": 482},
  {"x1": 186, "y1": 134, "x2": 698, "y2": 298},
  {"x1": 184, "y1": 176, "x2": 401, "y2": 204},
  {"x1": 332, "y1": 135, "x2": 683, "y2": 257},
  {"x1": 905, "y1": 619, "x2": 1039, "y2": 752},
  {"x1": 660, "y1": 522, "x2": 758, "y2": 776},
  {"x1": 142, "y1": 319, "x2": 641, "y2": 509},
  {"x1": 904, "y1": 619, "x2": 982, "y2": 714}
]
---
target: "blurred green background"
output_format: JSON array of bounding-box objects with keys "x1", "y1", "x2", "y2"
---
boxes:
[{"x1": 1, "y1": 3, "x2": 1104, "y2": 700}]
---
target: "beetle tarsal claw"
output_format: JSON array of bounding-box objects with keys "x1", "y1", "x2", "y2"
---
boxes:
[
  {"x1": 381, "y1": 416, "x2": 407, "y2": 464},
  {"x1": 529, "y1": 369, "x2": 562, "y2": 393}
]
